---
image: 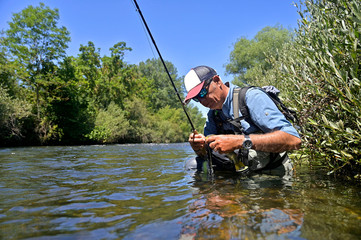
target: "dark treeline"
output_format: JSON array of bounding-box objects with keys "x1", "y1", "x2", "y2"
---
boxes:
[{"x1": 0, "y1": 3, "x2": 205, "y2": 146}]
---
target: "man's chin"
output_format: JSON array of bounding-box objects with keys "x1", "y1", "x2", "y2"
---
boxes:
[
  {"x1": 203, "y1": 101, "x2": 218, "y2": 110},
  {"x1": 203, "y1": 101, "x2": 213, "y2": 109},
  {"x1": 208, "y1": 103, "x2": 218, "y2": 110}
]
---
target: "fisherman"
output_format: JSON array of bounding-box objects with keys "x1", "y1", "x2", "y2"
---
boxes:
[{"x1": 184, "y1": 65, "x2": 301, "y2": 175}]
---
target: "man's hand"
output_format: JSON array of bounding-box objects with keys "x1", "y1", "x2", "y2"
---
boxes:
[
  {"x1": 205, "y1": 135, "x2": 243, "y2": 154},
  {"x1": 188, "y1": 132, "x2": 206, "y2": 154}
]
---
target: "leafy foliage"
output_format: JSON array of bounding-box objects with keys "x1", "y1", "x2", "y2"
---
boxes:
[
  {"x1": 86, "y1": 102, "x2": 129, "y2": 143},
  {"x1": 2, "y1": 3, "x2": 70, "y2": 117},
  {"x1": 292, "y1": 0, "x2": 361, "y2": 177},
  {"x1": 0, "y1": 86, "x2": 33, "y2": 145},
  {"x1": 228, "y1": 0, "x2": 361, "y2": 177},
  {"x1": 0, "y1": 3, "x2": 205, "y2": 146},
  {"x1": 137, "y1": 58, "x2": 183, "y2": 111},
  {"x1": 226, "y1": 25, "x2": 293, "y2": 86}
]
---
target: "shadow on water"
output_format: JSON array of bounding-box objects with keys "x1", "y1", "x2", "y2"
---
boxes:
[{"x1": 0, "y1": 143, "x2": 360, "y2": 240}]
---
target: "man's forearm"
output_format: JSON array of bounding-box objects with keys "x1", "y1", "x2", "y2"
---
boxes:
[
  {"x1": 251, "y1": 130, "x2": 301, "y2": 153},
  {"x1": 206, "y1": 131, "x2": 301, "y2": 154}
]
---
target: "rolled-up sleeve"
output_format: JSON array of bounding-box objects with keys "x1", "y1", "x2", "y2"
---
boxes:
[{"x1": 245, "y1": 88, "x2": 300, "y2": 138}]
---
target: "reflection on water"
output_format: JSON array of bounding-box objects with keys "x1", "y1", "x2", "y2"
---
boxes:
[
  {"x1": 181, "y1": 172, "x2": 304, "y2": 239},
  {"x1": 0, "y1": 143, "x2": 360, "y2": 240}
]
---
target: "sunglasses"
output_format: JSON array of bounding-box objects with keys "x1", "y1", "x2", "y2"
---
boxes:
[{"x1": 193, "y1": 78, "x2": 213, "y2": 102}]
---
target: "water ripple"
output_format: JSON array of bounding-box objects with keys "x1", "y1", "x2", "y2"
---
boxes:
[{"x1": 0, "y1": 143, "x2": 360, "y2": 239}]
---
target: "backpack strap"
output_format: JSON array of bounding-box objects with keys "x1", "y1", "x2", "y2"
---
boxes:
[
  {"x1": 227, "y1": 86, "x2": 253, "y2": 134},
  {"x1": 238, "y1": 86, "x2": 252, "y2": 120},
  {"x1": 231, "y1": 86, "x2": 253, "y2": 120},
  {"x1": 233, "y1": 88, "x2": 240, "y2": 119}
]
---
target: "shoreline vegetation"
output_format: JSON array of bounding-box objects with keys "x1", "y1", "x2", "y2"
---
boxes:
[{"x1": 1, "y1": 0, "x2": 360, "y2": 179}]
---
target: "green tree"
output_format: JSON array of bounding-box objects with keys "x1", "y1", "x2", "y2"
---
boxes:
[
  {"x1": 247, "y1": 0, "x2": 361, "y2": 178},
  {"x1": 2, "y1": 3, "x2": 70, "y2": 117},
  {"x1": 0, "y1": 3, "x2": 205, "y2": 146},
  {"x1": 226, "y1": 25, "x2": 293, "y2": 85},
  {"x1": 86, "y1": 102, "x2": 130, "y2": 143},
  {"x1": 186, "y1": 105, "x2": 206, "y2": 135},
  {"x1": 0, "y1": 40, "x2": 21, "y2": 97},
  {"x1": 137, "y1": 58, "x2": 183, "y2": 111},
  {"x1": 99, "y1": 42, "x2": 134, "y2": 108},
  {"x1": 41, "y1": 57, "x2": 92, "y2": 145},
  {"x1": 0, "y1": 86, "x2": 33, "y2": 145},
  {"x1": 102, "y1": 42, "x2": 132, "y2": 81},
  {"x1": 124, "y1": 96, "x2": 157, "y2": 143},
  {"x1": 76, "y1": 41, "x2": 101, "y2": 95},
  {"x1": 153, "y1": 106, "x2": 188, "y2": 143}
]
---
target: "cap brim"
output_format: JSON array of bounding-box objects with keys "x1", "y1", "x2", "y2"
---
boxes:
[{"x1": 184, "y1": 81, "x2": 205, "y2": 102}]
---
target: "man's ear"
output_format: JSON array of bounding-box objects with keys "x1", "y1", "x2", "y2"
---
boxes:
[
  {"x1": 212, "y1": 75, "x2": 222, "y2": 86},
  {"x1": 213, "y1": 75, "x2": 221, "y2": 83}
]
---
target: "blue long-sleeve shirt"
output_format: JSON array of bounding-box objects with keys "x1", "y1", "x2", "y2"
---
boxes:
[{"x1": 204, "y1": 83, "x2": 300, "y2": 138}]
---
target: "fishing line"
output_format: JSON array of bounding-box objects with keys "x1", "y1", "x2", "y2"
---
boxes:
[
  {"x1": 131, "y1": 0, "x2": 196, "y2": 132},
  {"x1": 130, "y1": 0, "x2": 168, "y2": 98},
  {"x1": 130, "y1": 0, "x2": 157, "y2": 60}
]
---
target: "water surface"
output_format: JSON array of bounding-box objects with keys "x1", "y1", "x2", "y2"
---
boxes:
[{"x1": 0, "y1": 143, "x2": 360, "y2": 239}]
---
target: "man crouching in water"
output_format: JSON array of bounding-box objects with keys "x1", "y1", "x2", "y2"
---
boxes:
[{"x1": 183, "y1": 66, "x2": 301, "y2": 175}]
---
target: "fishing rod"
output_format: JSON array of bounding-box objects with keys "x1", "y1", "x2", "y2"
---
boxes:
[{"x1": 132, "y1": 0, "x2": 196, "y2": 132}]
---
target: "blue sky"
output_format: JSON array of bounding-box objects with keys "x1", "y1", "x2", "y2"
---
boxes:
[{"x1": 0, "y1": 0, "x2": 300, "y2": 116}]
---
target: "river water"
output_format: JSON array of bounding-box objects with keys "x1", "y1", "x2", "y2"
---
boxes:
[{"x1": 0, "y1": 143, "x2": 360, "y2": 240}]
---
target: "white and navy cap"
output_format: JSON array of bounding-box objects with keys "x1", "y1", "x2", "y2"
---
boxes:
[{"x1": 184, "y1": 65, "x2": 217, "y2": 103}]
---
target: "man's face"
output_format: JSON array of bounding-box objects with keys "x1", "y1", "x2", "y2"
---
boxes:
[{"x1": 197, "y1": 77, "x2": 225, "y2": 110}]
